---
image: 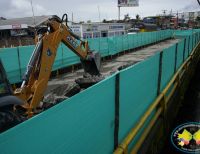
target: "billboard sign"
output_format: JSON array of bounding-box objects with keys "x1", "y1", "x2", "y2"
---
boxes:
[
  {"x1": 12, "y1": 24, "x2": 21, "y2": 29},
  {"x1": 118, "y1": 0, "x2": 139, "y2": 7}
]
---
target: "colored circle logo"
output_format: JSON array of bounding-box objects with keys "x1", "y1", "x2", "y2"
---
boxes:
[{"x1": 171, "y1": 122, "x2": 200, "y2": 153}]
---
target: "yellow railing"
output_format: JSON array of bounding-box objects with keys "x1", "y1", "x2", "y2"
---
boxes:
[{"x1": 114, "y1": 41, "x2": 200, "y2": 154}]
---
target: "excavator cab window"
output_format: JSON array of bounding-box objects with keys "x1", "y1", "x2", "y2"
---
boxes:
[{"x1": 0, "y1": 60, "x2": 12, "y2": 97}]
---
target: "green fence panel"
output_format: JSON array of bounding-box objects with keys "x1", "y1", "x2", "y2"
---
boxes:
[
  {"x1": 123, "y1": 35, "x2": 129, "y2": 51},
  {"x1": 119, "y1": 53, "x2": 160, "y2": 143},
  {"x1": 56, "y1": 44, "x2": 80, "y2": 70},
  {"x1": 142, "y1": 32, "x2": 146, "y2": 45},
  {"x1": 136, "y1": 33, "x2": 141, "y2": 46},
  {"x1": 196, "y1": 33, "x2": 198, "y2": 45},
  {"x1": 0, "y1": 75, "x2": 116, "y2": 154},
  {"x1": 115, "y1": 36, "x2": 123, "y2": 53},
  {"x1": 152, "y1": 32, "x2": 156, "y2": 43},
  {"x1": 187, "y1": 36, "x2": 191, "y2": 56},
  {"x1": 145, "y1": 32, "x2": 149, "y2": 45},
  {"x1": 128, "y1": 35, "x2": 134, "y2": 49},
  {"x1": 0, "y1": 47, "x2": 21, "y2": 83},
  {"x1": 0, "y1": 30, "x2": 200, "y2": 154},
  {"x1": 88, "y1": 38, "x2": 100, "y2": 53},
  {"x1": 159, "y1": 31, "x2": 162, "y2": 41},
  {"x1": 142, "y1": 32, "x2": 146, "y2": 46},
  {"x1": 139, "y1": 33, "x2": 143, "y2": 46},
  {"x1": 137, "y1": 33, "x2": 142, "y2": 47},
  {"x1": 0, "y1": 29, "x2": 189, "y2": 85},
  {"x1": 108, "y1": 36, "x2": 117, "y2": 55},
  {"x1": 145, "y1": 32, "x2": 150, "y2": 45},
  {"x1": 151, "y1": 31, "x2": 155, "y2": 42},
  {"x1": 189, "y1": 35, "x2": 193, "y2": 53},
  {"x1": 141, "y1": 32, "x2": 145, "y2": 45},
  {"x1": 147, "y1": 32, "x2": 152, "y2": 44},
  {"x1": 185, "y1": 36, "x2": 189, "y2": 59},
  {"x1": 155, "y1": 31, "x2": 158, "y2": 42},
  {"x1": 176, "y1": 40, "x2": 184, "y2": 69},
  {"x1": 52, "y1": 44, "x2": 65, "y2": 70},
  {"x1": 193, "y1": 34, "x2": 197, "y2": 48},
  {"x1": 99, "y1": 37, "x2": 109, "y2": 57},
  {"x1": 166, "y1": 30, "x2": 169, "y2": 38},
  {"x1": 160, "y1": 44, "x2": 176, "y2": 90}
]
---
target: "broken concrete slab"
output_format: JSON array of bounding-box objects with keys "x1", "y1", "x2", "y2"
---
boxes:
[{"x1": 75, "y1": 75, "x2": 104, "y2": 89}]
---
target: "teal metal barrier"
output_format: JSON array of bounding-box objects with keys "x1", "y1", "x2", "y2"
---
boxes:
[
  {"x1": 0, "y1": 76, "x2": 116, "y2": 154},
  {"x1": 0, "y1": 30, "x2": 199, "y2": 154},
  {"x1": 0, "y1": 30, "x2": 173, "y2": 84}
]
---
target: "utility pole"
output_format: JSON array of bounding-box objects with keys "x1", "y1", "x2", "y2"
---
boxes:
[
  {"x1": 170, "y1": 9, "x2": 173, "y2": 16},
  {"x1": 30, "y1": 0, "x2": 36, "y2": 26},
  {"x1": 72, "y1": 12, "x2": 74, "y2": 23},
  {"x1": 176, "y1": 11, "x2": 179, "y2": 28},
  {"x1": 98, "y1": 6, "x2": 101, "y2": 22},
  {"x1": 162, "y1": 10, "x2": 167, "y2": 16},
  {"x1": 118, "y1": 6, "x2": 121, "y2": 20}
]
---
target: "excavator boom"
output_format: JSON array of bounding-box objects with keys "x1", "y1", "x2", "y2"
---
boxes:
[{"x1": 14, "y1": 14, "x2": 101, "y2": 116}]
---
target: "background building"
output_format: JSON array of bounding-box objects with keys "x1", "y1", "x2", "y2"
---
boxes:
[
  {"x1": 70, "y1": 23, "x2": 126, "y2": 39},
  {"x1": 0, "y1": 15, "x2": 51, "y2": 48},
  {"x1": 0, "y1": 16, "x2": 127, "y2": 48}
]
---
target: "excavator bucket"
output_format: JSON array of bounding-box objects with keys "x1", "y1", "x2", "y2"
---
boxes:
[{"x1": 81, "y1": 52, "x2": 101, "y2": 76}]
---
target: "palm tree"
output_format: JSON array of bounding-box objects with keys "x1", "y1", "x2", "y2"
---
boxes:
[{"x1": 136, "y1": 14, "x2": 140, "y2": 21}]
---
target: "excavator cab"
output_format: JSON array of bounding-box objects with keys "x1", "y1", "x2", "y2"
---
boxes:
[
  {"x1": 0, "y1": 59, "x2": 24, "y2": 133},
  {"x1": 0, "y1": 59, "x2": 23, "y2": 108}
]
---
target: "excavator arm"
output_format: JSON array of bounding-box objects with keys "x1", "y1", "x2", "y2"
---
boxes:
[{"x1": 14, "y1": 14, "x2": 101, "y2": 116}]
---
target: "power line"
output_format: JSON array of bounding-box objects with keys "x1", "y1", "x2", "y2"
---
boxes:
[{"x1": 197, "y1": 0, "x2": 200, "y2": 6}]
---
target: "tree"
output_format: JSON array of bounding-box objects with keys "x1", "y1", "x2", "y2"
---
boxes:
[
  {"x1": 0, "y1": 17, "x2": 6, "y2": 20},
  {"x1": 196, "y1": 16, "x2": 200, "y2": 27},
  {"x1": 196, "y1": 16, "x2": 200, "y2": 22},
  {"x1": 124, "y1": 14, "x2": 130, "y2": 21},
  {"x1": 136, "y1": 14, "x2": 140, "y2": 21},
  {"x1": 87, "y1": 20, "x2": 91, "y2": 23},
  {"x1": 102, "y1": 19, "x2": 107, "y2": 23}
]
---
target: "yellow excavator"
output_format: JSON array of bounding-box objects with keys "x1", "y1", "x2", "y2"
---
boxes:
[{"x1": 0, "y1": 14, "x2": 101, "y2": 131}]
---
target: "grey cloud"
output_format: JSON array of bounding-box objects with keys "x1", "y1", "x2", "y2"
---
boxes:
[
  {"x1": 0, "y1": 0, "x2": 51, "y2": 18},
  {"x1": 0, "y1": 0, "x2": 199, "y2": 21},
  {"x1": 181, "y1": 1, "x2": 199, "y2": 12}
]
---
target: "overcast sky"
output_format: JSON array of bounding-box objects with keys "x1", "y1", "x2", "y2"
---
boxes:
[{"x1": 0, "y1": 0, "x2": 199, "y2": 21}]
